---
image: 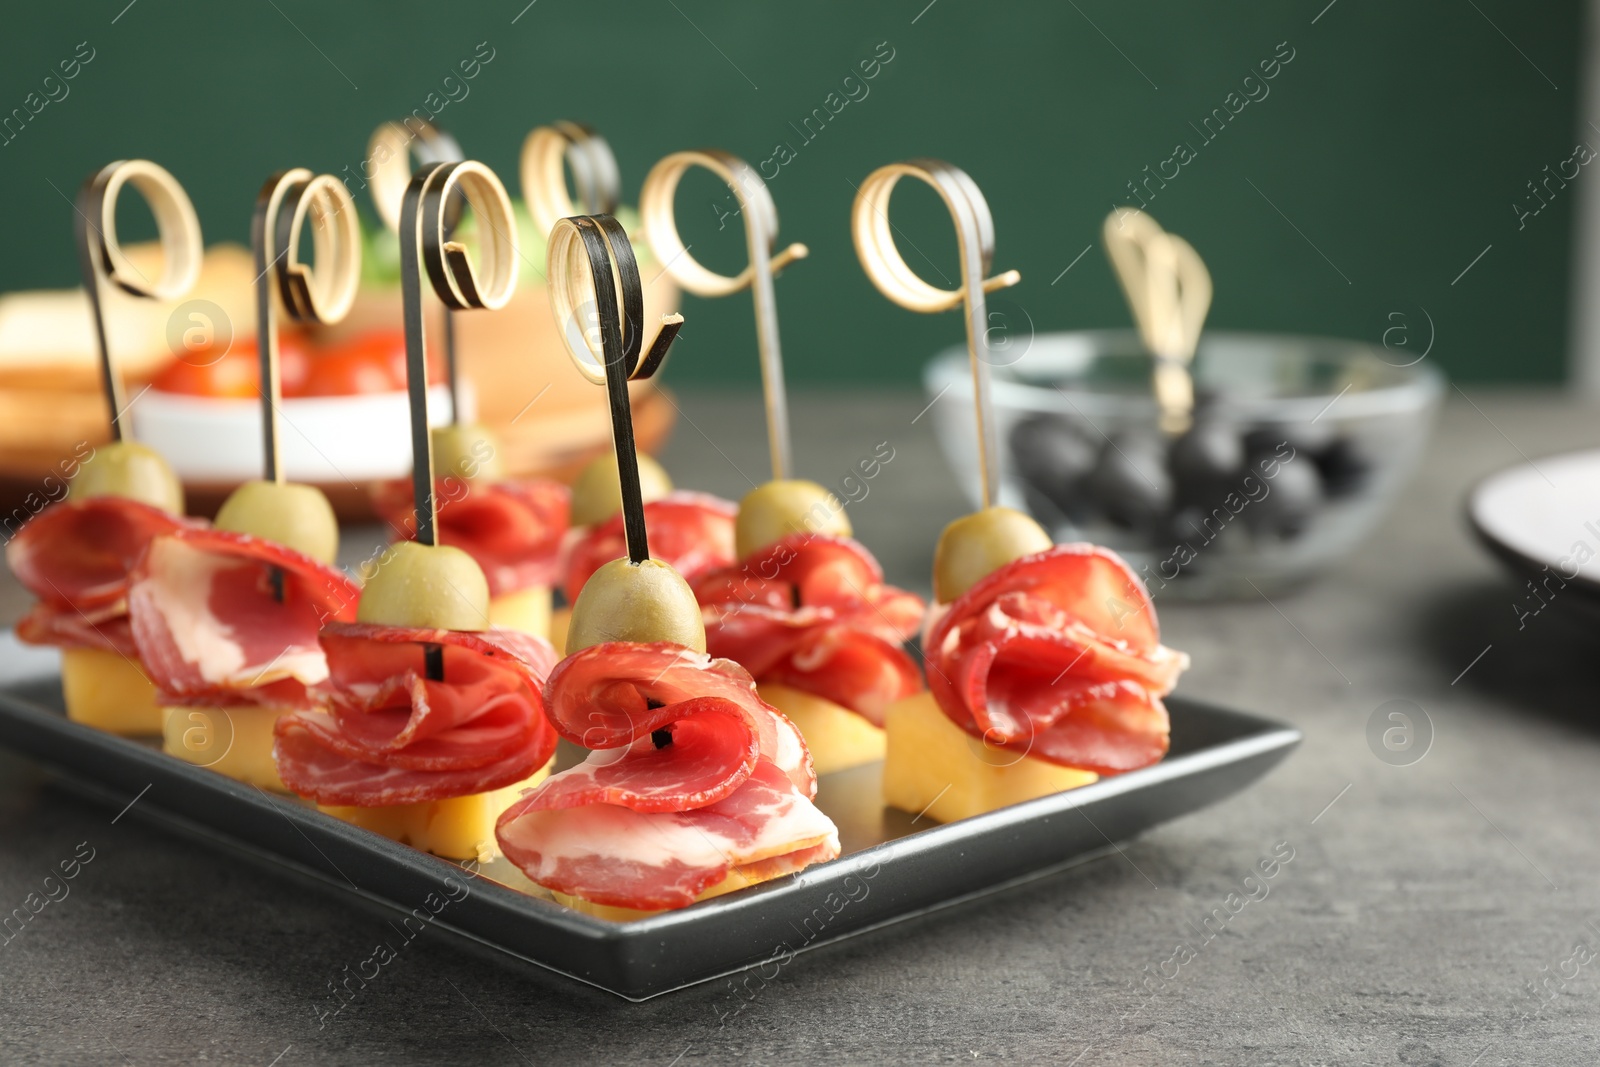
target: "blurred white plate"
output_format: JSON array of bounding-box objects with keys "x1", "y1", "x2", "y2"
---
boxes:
[
  {"x1": 1468, "y1": 449, "x2": 1600, "y2": 599},
  {"x1": 130, "y1": 384, "x2": 462, "y2": 483}
]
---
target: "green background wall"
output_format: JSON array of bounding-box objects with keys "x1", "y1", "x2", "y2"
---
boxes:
[{"x1": 0, "y1": 0, "x2": 1585, "y2": 386}]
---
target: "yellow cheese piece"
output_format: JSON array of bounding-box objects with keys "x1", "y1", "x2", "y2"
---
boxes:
[
  {"x1": 319, "y1": 762, "x2": 554, "y2": 861},
  {"x1": 162, "y1": 703, "x2": 292, "y2": 791},
  {"x1": 548, "y1": 605, "x2": 572, "y2": 655},
  {"x1": 883, "y1": 691, "x2": 1097, "y2": 824},
  {"x1": 487, "y1": 585, "x2": 552, "y2": 639},
  {"x1": 60, "y1": 647, "x2": 162, "y2": 735},
  {"x1": 759, "y1": 683, "x2": 885, "y2": 776},
  {"x1": 552, "y1": 865, "x2": 765, "y2": 922}
]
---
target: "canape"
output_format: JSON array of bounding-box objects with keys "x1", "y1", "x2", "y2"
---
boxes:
[
  {"x1": 7, "y1": 456, "x2": 195, "y2": 735},
  {"x1": 883, "y1": 509, "x2": 1187, "y2": 823},
  {"x1": 127, "y1": 515, "x2": 360, "y2": 790},
  {"x1": 496, "y1": 562, "x2": 838, "y2": 919},
  {"x1": 552, "y1": 451, "x2": 736, "y2": 652},
  {"x1": 272, "y1": 542, "x2": 560, "y2": 860},
  {"x1": 692, "y1": 483, "x2": 924, "y2": 774},
  {"x1": 372, "y1": 422, "x2": 569, "y2": 639}
]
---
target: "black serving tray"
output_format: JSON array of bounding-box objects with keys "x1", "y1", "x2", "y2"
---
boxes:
[{"x1": 0, "y1": 633, "x2": 1298, "y2": 1000}]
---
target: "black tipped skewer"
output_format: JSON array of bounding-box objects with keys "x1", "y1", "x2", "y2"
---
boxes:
[
  {"x1": 74, "y1": 161, "x2": 204, "y2": 447},
  {"x1": 250, "y1": 170, "x2": 361, "y2": 602},
  {"x1": 370, "y1": 120, "x2": 468, "y2": 429},
  {"x1": 547, "y1": 214, "x2": 682, "y2": 564},
  {"x1": 398, "y1": 166, "x2": 445, "y2": 681},
  {"x1": 397, "y1": 160, "x2": 521, "y2": 681}
]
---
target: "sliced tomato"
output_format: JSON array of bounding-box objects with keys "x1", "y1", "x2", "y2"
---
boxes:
[
  {"x1": 304, "y1": 329, "x2": 438, "y2": 397},
  {"x1": 152, "y1": 332, "x2": 310, "y2": 399},
  {"x1": 302, "y1": 346, "x2": 403, "y2": 397}
]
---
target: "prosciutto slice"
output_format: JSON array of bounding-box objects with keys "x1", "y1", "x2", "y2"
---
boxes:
[
  {"x1": 274, "y1": 623, "x2": 559, "y2": 806},
  {"x1": 692, "y1": 534, "x2": 925, "y2": 726},
  {"x1": 127, "y1": 528, "x2": 361, "y2": 708},
  {"x1": 925, "y1": 544, "x2": 1188, "y2": 776},
  {"x1": 561, "y1": 492, "x2": 736, "y2": 605},
  {"x1": 495, "y1": 642, "x2": 839, "y2": 911},
  {"x1": 373, "y1": 476, "x2": 569, "y2": 596},
  {"x1": 7, "y1": 498, "x2": 199, "y2": 654}
]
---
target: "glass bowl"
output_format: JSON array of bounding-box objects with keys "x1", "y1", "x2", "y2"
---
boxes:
[{"x1": 923, "y1": 330, "x2": 1445, "y2": 598}]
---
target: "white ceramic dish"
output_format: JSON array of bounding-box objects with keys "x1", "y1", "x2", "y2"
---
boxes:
[
  {"x1": 130, "y1": 383, "x2": 464, "y2": 483},
  {"x1": 1468, "y1": 449, "x2": 1600, "y2": 601}
]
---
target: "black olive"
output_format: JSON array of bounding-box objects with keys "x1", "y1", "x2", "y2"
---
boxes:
[
  {"x1": 651, "y1": 728, "x2": 673, "y2": 749},
  {"x1": 1244, "y1": 445, "x2": 1322, "y2": 540},
  {"x1": 1169, "y1": 414, "x2": 1245, "y2": 509},
  {"x1": 1244, "y1": 423, "x2": 1334, "y2": 459},
  {"x1": 1088, "y1": 430, "x2": 1173, "y2": 530},
  {"x1": 1312, "y1": 436, "x2": 1371, "y2": 498},
  {"x1": 1008, "y1": 414, "x2": 1099, "y2": 520}
]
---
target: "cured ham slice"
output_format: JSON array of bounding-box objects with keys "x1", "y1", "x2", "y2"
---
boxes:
[
  {"x1": 925, "y1": 544, "x2": 1187, "y2": 776},
  {"x1": 16, "y1": 606, "x2": 138, "y2": 657},
  {"x1": 274, "y1": 623, "x2": 559, "y2": 806},
  {"x1": 539, "y1": 642, "x2": 813, "y2": 797},
  {"x1": 127, "y1": 528, "x2": 361, "y2": 707},
  {"x1": 496, "y1": 641, "x2": 839, "y2": 912},
  {"x1": 498, "y1": 761, "x2": 838, "y2": 911},
  {"x1": 692, "y1": 534, "x2": 925, "y2": 725},
  {"x1": 373, "y1": 476, "x2": 569, "y2": 596},
  {"x1": 7, "y1": 498, "x2": 198, "y2": 653},
  {"x1": 561, "y1": 492, "x2": 736, "y2": 604}
]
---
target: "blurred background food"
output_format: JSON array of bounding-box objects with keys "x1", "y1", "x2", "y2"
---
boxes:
[
  {"x1": 0, "y1": 207, "x2": 678, "y2": 516},
  {"x1": 928, "y1": 330, "x2": 1444, "y2": 596},
  {"x1": 0, "y1": 1, "x2": 1584, "y2": 524}
]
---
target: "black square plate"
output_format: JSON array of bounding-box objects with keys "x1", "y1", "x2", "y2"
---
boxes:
[{"x1": 0, "y1": 634, "x2": 1298, "y2": 1000}]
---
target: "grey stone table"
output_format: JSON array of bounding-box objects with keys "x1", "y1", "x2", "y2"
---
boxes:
[{"x1": 3, "y1": 389, "x2": 1598, "y2": 1066}]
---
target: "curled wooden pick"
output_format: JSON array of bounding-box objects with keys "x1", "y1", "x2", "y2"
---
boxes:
[
  {"x1": 252, "y1": 170, "x2": 361, "y2": 483},
  {"x1": 398, "y1": 160, "x2": 520, "y2": 547},
  {"x1": 1102, "y1": 208, "x2": 1213, "y2": 433},
  {"x1": 640, "y1": 150, "x2": 805, "y2": 481},
  {"x1": 853, "y1": 159, "x2": 1019, "y2": 508},
  {"x1": 75, "y1": 160, "x2": 204, "y2": 442},
  {"x1": 521, "y1": 121, "x2": 620, "y2": 238},
  {"x1": 367, "y1": 119, "x2": 464, "y2": 233},
  {"x1": 548, "y1": 214, "x2": 684, "y2": 564}
]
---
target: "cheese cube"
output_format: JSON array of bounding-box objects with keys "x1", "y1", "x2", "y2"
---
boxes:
[
  {"x1": 548, "y1": 605, "x2": 571, "y2": 656},
  {"x1": 883, "y1": 691, "x2": 1097, "y2": 824},
  {"x1": 488, "y1": 586, "x2": 552, "y2": 640},
  {"x1": 759, "y1": 683, "x2": 885, "y2": 776},
  {"x1": 60, "y1": 647, "x2": 162, "y2": 735},
  {"x1": 162, "y1": 704, "x2": 292, "y2": 791},
  {"x1": 319, "y1": 762, "x2": 553, "y2": 861}
]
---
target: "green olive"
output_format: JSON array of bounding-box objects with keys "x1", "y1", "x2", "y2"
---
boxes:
[
  {"x1": 569, "y1": 451, "x2": 672, "y2": 527},
  {"x1": 214, "y1": 480, "x2": 340, "y2": 564},
  {"x1": 933, "y1": 506, "x2": 1052, "y2": 604},
  {"x1": 735, "y1": 479, "x2": 851, "y2": 559},
  {"x1": 69, "y1": 441, "x2": 184, "y2": 514},
  {"x1": 565, "y1": 558, "x2": 705, "y2": 653},
  {"x1": 357, "y1": 540, "x2": 490, "y2": 631},
  {"x1": 431, "y1": 422, "x2": 504, "y2": 482}
]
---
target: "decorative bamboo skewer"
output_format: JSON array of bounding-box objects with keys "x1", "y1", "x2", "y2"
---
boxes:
[
  {"x1": 397, "y1": 160, "x2": 520, "y2": 677},
  {"x1": 75, "y1": 160, "x2": 203, "y2": 442},
  {"x1": 640, "y1": 151, "x2": 806, "y2": 480},
  {"x1": 521, "y1": 121, "x2": 620, "y2": 237},
  {"x1": 546, "y1": 214, "x2": 683, "y2": 562},
  {"x1": 852, "y1": 160, "x2": 1020, "y2": 508},
  {"x1": 369, "y1": 120, "x2": 468, "y2": 426},
  {"x1": 250, "y1": 170, "x2": 361, "y2": 599},
  {"x1": 1102, "y1": 208, "x2": 1213, "y2": 435}
]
